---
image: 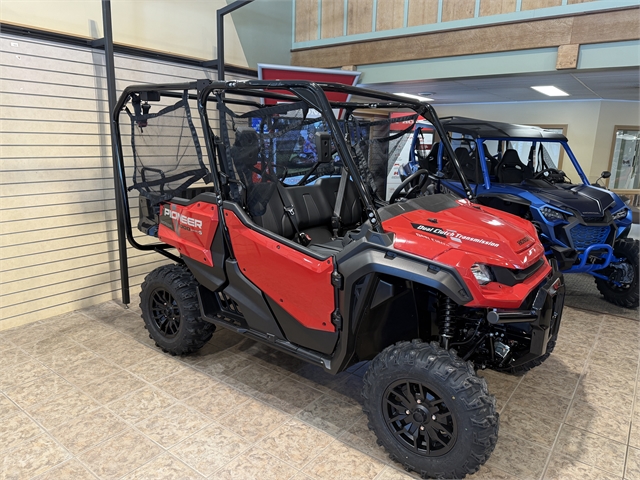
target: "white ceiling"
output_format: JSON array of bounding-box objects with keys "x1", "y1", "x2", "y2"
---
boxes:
[{"x1": 361, "y1": 68, "x2": 640, "y2": 105}]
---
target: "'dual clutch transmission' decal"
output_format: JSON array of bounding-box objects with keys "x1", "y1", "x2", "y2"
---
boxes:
[{"x1": 411, "y1": 223, "x2": 500, "y2": 248}]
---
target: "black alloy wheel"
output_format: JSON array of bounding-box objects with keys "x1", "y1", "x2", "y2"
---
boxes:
[
  {"x1": 150, "y1": 288, "x2": 181, "y2": 338},
  {"x1": 383, "y1": 379, "x2": 457, "y2": 457},
  {"x1": 362, "y1": 340, "x2": 498, "y2": 479},
  {"x1": 140, "y1": 264, "x2": 215, "y2": 355}
]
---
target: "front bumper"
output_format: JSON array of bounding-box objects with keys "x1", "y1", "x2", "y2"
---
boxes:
[{"x1": 487, "y1": 260, "x2": 565, "y2": 368}]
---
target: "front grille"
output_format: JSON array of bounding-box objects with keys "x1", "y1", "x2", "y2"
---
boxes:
[{"x1": 569, "y1": 224, "x2": 610, "y2": 250}]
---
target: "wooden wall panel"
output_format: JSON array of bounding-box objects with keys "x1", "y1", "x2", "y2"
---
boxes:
[
  {"x1": 348, "y1": 0, "x2": 374, "y2": 35},
  {"x1": 0, "y1": 34, "x2": 253, "y2": 330},
  {"x1": 521, "y1": 0, "x2": 562, "y2": 10},
  {"x1": 292, "y1": 8, "x2": 639, "y2": 68},
  {"x1": 479, "y1": 0, "x2": 517, "y2": 17},
  {"x1": 321, "y1": 0, "x2": 344, "y2": 38},
  {"x1": 295, "y1": 0, "x2": 319, "y2": 43},
  {"x1": 376, "y1": 0, "x2": 405, "y2": 31},
  {"x1": 407, "y1": 0, "x2": 439, "y2": 27},
  {"x1": 441, "y1": 0, "x2": 476, "y2": 22}
]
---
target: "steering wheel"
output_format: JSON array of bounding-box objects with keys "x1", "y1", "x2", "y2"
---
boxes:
[
  {"x1": 534, "y1": 168, "x2": 565, "y2": 182},
  {"x1": 389, "y1": 169, "x2": 430, "y2": 204}
]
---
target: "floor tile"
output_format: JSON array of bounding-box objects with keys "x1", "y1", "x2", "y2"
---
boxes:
[
  {"x1": 256, "y1": 375, "x2": 324, "y2": 415},
  {"x1": 338, "y1": 414, "x2": 389, "y2": 463},
  {"x1": 122, "y1": 453, "x2": 206, "y2": 480},
  {"x1": 78, "y1": 428, "x2": 162, "y2": 480},
  {"x1": 497, "y1": 401, "x2": 563, "y2": 448},
  {"x1": 486, "y1": 431, "x2": 550, "y2": 480},
  {"x1": 520, "y1": 363, "x2": 581, "y2": 399},
  {"x1": 554, "y1": 424, "x2": 626, "y2": 476},
  {"x1": 0, "y1": 358, "x2": 51, "y2": 391},
  {"x1": 505, "y1": 384, "x2": 571, "y2": 420},
  {"x1": 4, "y1": 372, "x2": 75, "y2": 409},
  {"x1": 49, "y1": 407, "x2": 128, "y2": 455},
  {"x1": 0, "y1": 393, "x2": 20, "y2": 421},
  {"x1": 216, "y1": 398, "x2": 289, "y2": 441},
  {"x1": 38, "y1": 343, "x2": 99, "y2": 371},
  {"x1": 234, "y1": 339, "x2": 307, "y2": 373},
  {"x1": 1, "y1": 323, "x2": 55, "y2": 348},
  {"x1": 295, "y1": 393, "x2": 363, "y2": 437},
  {"x1": 135, "y1": 404, "x2": 211, "y2": 448},
  {"x1": 0, "y1": 411, "x2": 45, "y2": 453},
  {"x1": 477, "y1": 369, "x2": 520, "y2": 412},
  {"x1": 126, "y1": 353, "x2": 186, "y2": 383},
  {"x1": 0, "y1": 346, "x2": 31, "y2": 367},
  {"x1": 0, "y1": 433, "x2": 70, "y2": 479},
  {"x1": 225, "y1": 363, "x2": 289, "y2": 396},
  {"x1": 182, "y1": 383, "x2": 251, "y2": 420},
  {"x1": 81, "y1": 371, "x2": 146, "y2": 404},
  {"x1": 56, "y1": 357, "x2": 123, "y2": 387},
  {"x1": 170, "y1": 423, "x2": 251, "y2": 476},
  {"x1": 261, "y1": 418, "x2": 334, "y2": 468},
  {"x1": 627, "y1": 446, "x2": 640, "y2": 480},
  {"x1": 373, "y1": 466, "x2": 419, "y2": 480},
  {"x1": 19, "y1": 334, "x2": 79, "y2": 357},
  {"x1": 565, "y1": 398, "x2": 631, "y2": 443},
  {"x1": 213, "y1": 448, "x2": 299, "y2": 480},
  {"x1": 153, "y1": 367, "x2": 214, "y2": 400},
  {"x1": 543, "y1": 451, "x2": 620, "y2": 480},
  {"x1": 304, "y1": 440, "x2": 385, "y2": 480},
  {"x1": 33, "y1": 458, "x2": 98, "y2": 479},
  {"x1": 81, "y1": 301, "x2": 129, "y2": 322},
  {"x1": 631, "y1": 412, "x2": 640, "y2": 448},
  {"x1": 289, "y1": 364, "x2": 345, "y2": 393},
  {"x1": 192, "y1": 350, "x2": 255, "y2": 380},
  {"x1": 471, "y1": 464, "x2": 518, "y2": 480},
  {"x1": 327, "y1": 374, "x2": 365, "y2": 405},
  {"x1": 107, "y1": 385, "x2": 175, "y2": 424},
  {"x1": 26, "y1": 388, "x2": 99, "y2": 429}
]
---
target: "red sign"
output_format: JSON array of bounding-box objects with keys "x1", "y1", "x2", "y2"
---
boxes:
[{"x1": 257, "y1": 64, "x2": 361, "y2": 107}]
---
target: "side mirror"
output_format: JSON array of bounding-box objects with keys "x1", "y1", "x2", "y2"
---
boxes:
[
  {"x1": 315, "y1": 132, "x2": 332, "y2": 164},
  {"x1": 601, "y1": 171, "x2": 611, "y2": 179}
]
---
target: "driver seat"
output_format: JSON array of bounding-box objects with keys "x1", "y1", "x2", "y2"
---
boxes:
[{"x1": 496, "y1": 149, "x2": 528, "y2": 183}]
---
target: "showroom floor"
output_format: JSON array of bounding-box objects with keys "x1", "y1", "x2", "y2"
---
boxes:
[{"x1": 0, "y1": 302, "x2": 638, "y2": 480}]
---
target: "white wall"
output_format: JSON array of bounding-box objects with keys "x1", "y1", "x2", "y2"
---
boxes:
[{"x1": 0, "y1": 0, "x2": 249, "y2": 67}]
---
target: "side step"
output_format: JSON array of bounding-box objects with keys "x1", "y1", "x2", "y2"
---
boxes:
[{"x1": 196, "y1": 287, "x2": 332, "y2": 370}]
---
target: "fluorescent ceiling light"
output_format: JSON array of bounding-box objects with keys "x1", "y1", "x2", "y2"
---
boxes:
[
  {"x1": 531, "y1": 85, "x2": 570, "y2": 97},
  {"x1": 396, "y1": 93, "x2": 434, "y2": 102}
]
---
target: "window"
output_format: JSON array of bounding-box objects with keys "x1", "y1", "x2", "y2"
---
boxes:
[{"x1": 609, "y1": 126, "x2": 640, "y2": 191}]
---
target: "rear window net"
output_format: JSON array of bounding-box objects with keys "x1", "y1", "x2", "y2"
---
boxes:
[{"x1": 126, "y1": 90, "x2": 208, "y2": 204}]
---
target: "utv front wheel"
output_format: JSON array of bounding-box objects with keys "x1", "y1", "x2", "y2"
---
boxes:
[
  {"x1": 362, "y1": 340, "x2": 498, "y2": 479},
  {"x1": 140, "y1": 264, "x2": 215, "y2": 355},
  {"x1": 594, "y1": 239, "x2": 639, "y2": 308}
]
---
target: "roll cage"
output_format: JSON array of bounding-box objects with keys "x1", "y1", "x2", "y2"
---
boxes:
[{"x1": 112, "y1": 80, "x2": 475, "y2": 257}]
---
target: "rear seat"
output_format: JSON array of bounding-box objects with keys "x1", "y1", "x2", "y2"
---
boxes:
[{"x1": 250, "y1": 175, "x2": 362, "y2": 253}]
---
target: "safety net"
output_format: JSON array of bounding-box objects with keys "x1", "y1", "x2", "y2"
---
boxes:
[{"x1": 124, "y1": 90, "x2": 208, "y2": 204}]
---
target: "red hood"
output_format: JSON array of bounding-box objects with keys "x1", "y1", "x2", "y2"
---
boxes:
[{"x1": 382, "y1": 199, "x2": 543, "y2": 270}]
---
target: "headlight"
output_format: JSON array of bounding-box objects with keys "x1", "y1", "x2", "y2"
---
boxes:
[
  {"x1": 612, "y1": 208, "x2": 629, "y2": 221},
  {"x1": 471, "y1": 264, "x2": 494, "y2": 285},
  {"x1": 541, "y1": 207, "x2": 566, "y2": 222}
]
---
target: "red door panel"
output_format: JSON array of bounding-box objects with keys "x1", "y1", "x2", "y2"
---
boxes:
[{"x1": 224, "y1": 210, "x2": 335, "y2": 332}]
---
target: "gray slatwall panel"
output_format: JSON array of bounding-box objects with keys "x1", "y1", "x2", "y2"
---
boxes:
[{"x1": 0, "y1": 33, "x2": 252, "y2": 329}]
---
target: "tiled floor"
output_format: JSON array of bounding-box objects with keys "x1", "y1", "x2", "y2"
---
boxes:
[{"x1": 0, "y1": 302, "x2": 638, "y2": 480}]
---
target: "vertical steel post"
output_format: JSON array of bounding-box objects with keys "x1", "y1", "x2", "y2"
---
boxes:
[
  {"x1": 101, "y1": 0, "x2": 130, "y2": 305},
  {"x1": 217, "y1": 0, "x2": 254, "y2": 81}
]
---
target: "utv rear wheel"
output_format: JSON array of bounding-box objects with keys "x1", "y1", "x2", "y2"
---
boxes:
[
  {"x1": 140, "y1": 264, "x2": 215, "y2": 355},
  {"x1": 595, "y1": 239, "x2": 639, "y2": 309},
  {"x1": 362, "y1": 340, "x2": 498, "y2": 479}
]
